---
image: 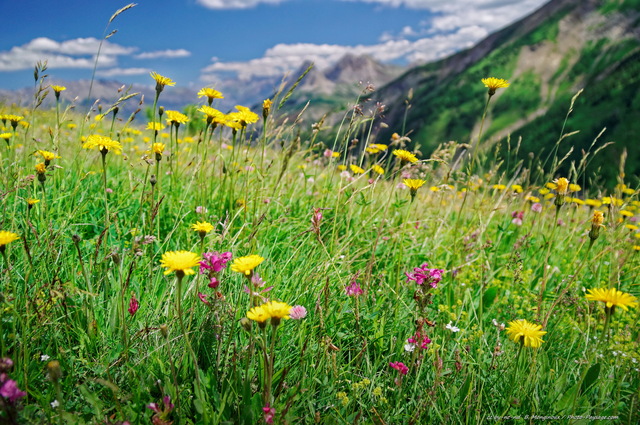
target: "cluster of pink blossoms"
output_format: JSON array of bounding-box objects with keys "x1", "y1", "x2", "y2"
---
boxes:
[
  {"x1": 389, "y1": 361, "x2": 408, "y2": 375},
  {"x1": 407, "y1": 331, "x2": 432, "y2": 350},
  {"x1": 405, "y1": 263, "x2": 443, "y2": 288},
  {"x1": 199, "y1": 251, "x2": 232, "y2": 288}
]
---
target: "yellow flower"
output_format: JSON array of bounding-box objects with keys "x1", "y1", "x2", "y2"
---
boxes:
[
  {"x1": 511, "y1": 184, "x2": 523, "y2": 193},
  {"x1": 337, "y1": 165, "x2": 347, "y2": 171},
  {"x1": 83, "y1": 135, "x2": 123, "y2": 155},
  {"x1": 198, "y1": 87, "x2": 224, "y2": 102},
  {"x1": 371, "y1": 143, "x2": 388, "y2": 151},
  {"x1": 191, "y1": 221, "x2": 214, "y2": 235},
  {"x1": 198, "y1": 106, "x2": 225, "y2": 126},
  {"x1": 525, "y1": 195, "x2": 540, "y2": 203},
  {"x1": 35, "y1": 163, "x2": 46, "y2": 174},
  {"x1": 481, "y1": 77, "x2": 510, "y2": 95},
  {"x1": 350, "y1": 164, "x2": 365, "y2": 174},
  {"x1": 585, "y1": 199, "x2": 602, "y2": 208},
  {"x1": 262, "y1": 99, "x2": 272, "y2": 118},
  {"x1": 150, "y1": 71, "x2": 175, "y2": 93},
  {"x1": 165, "y1": 110, "x2": 189, "y2": 126},
  {"x1": 591, "y1": 210, "x2": 605, "y2": 227},
  {"x1": 247, "y1": 304, "x2": 270, "y2": 323},
  {"x1": 264, "y1": 300, "x2": 292, "y2": 320},
  {"x1": 35, "y1": 150, "x2": 60, "y2": 162},
  {"x1": 50, "y1": 85, "x2": 66, "y2": 96},
  {"x1": 392, "y1": 149, "x2": 418, "y2": 164},
  {"x1": 620, "y1": 210, "x2": 633, "y2": 218},
  {"x1": 151, "y1": 142, "x2": 165, "y2": 155},
  {"x1": 0, "y1": 230, "x2": 20, "y2": 250},
  {"x1": 26, "y1": 198, "x2": 40, "y2": 206},
  {"x1": 625, "y1": 224, "x2": 638, "y2": 231},
  {"x1": 0, "y1": 133, "x2": 12, "y2": 142},
  {"x1": 585, "y1": 288, "x2": 638, "y2": 312},
  {"x1": 231, "y1": 254, "x2": 264, "y2": 276},
  {"x1": 403, "y1": 179, "x2": 426, "y2": 191},
  {"x1": 146, "y1": 122, "x2": 165, "y2": 132},
  {"x1": 229, "y1": 105, "x2": 259, "y2": 127},
  {"x1": 331, "y1": 151, "x2": 340, "y2": 158},
  {"x1": 492, "y1": 184, "x2": 506, "y2": 190},
  {"x1": 554, "y1": 177, "x2": 569, "y2": 195},
  {"x1": 365, "y1": 146, "x2": 380, "y2": 154},
  {"x1": 159, "y1": 250, "x2": 201, "y2": 276},
  {"x1": 569, "y1": 183, "x2": 581, "y2": 192},
  {"x1": 371, "y1": 164, "x2": 384, "y2": 175},
  {"x1": 505, "y1": 319, "x2": 546, "y2": 348},
  {"x1": 5, "y1": 115, "x2": 24, "y2": 126}
]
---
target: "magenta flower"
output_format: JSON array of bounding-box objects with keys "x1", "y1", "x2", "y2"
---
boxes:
[
  {"x1": 290, "y1": 305, "x2": 307, "y2": 320},
  {"x1": 345, "y1": 280, "x2": 364, "y2": 297},
  {"x1": 147, "y1": 395, "x2": 174, "y2": 425},
  {"x1": 531, "y1": 202, "x2": 542, "y2": 213},
  {"x1": 0, "y1": 378, "x2": 26, "y2": 403},
  {"x1": 199, "y1": 251, "x2": 232, "y2": 274},
  {"x1": 405, "y1": 263, "x2": 444, "y2": 288},
  {"x1": 263, "y1": 403, "x2": 276, "y2": 424},
  {"x1": 389, "y1": 361, "x2": 408, "y2": 375},
  {"x1": 128, "y1": 295, "x2": 139, "y2": 316},
  {"x1": 198, "y1": 292, "x2": 211, "y2": 306},
  {"x1": 208, "y1": 277, "x2": 220, "y2": 288},
  {"x1": 407, "y1": 333, "x2": 432, "y2": 349}
]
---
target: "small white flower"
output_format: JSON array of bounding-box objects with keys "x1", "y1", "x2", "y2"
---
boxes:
[
  {"x1": 40, "y1": 355, "x2": 50, "y2": 362},
  {"x1": 446, "y1": 322, "x2": 460, "y2": 333},
  {"x1": 51, "y1": 400, "x2": 59, "y2": 408},
  {"x1": 404, "y1": 343, "x2": 416, "y2": 352}
]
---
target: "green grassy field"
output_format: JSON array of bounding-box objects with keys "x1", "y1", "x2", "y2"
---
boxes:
[{"x1": 0, "y1": 68, "x2": 638, "y2": 425}]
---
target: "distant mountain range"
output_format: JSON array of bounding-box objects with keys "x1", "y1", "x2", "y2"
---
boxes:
[{"x1": 371, "y1": 0, "x2": 640, "y2": 186}]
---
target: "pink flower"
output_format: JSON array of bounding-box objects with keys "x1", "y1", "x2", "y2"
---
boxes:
[
  {"x1": 128, "y1": 295, "x2": 139, "y2": 316},
  {"x1": 198, "y1": 292, "x2": 211, "y2": 306},
  {"x1": 389, "y1": 361, "x2": 408, "y2": 375},
  {"x1": 290, "y1": 305, "x2": 307, "y2": 320},
  {"x1": 195, "y1": 206, "x2": 208, "y2": 214},
  {"x1": 323, "y1": 149, "x2": 333, "y2": 158},
  {"x1": 405, "y1": 263, "x2": 444, "y2": 288},
  {"x1": 263, "y1": 404, "x2": 276, "y2": 424},
  {"x1": 208, "y1": 277, "x2": 220, "y2": 288},
  {"x1": 531, "y1": 203, "x2": 542, "y2": 213},
  {"x1": 199, "y1": 251, "x2": 232, "y2": 273},
  {"x1": 512, "y1": 218, "x2": 523, "y2": 226},
  {"x1": 0, "y1": 378, "x2": 26, "y2": 403},
  {"x1": 345, "y1": 274, "x2": 364, "y2": 297},
  {"x1": 407, "y1": 333, "x2": 431, "y2": 349}
]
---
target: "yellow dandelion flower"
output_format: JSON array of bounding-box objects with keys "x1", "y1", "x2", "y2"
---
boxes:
[
  {"x1": 365, "y1": 146, "x2": 380, "y2": 154},
  {"x1": 233, "y1": 105, "x2": 259, "y2": 127},
  {"x1": 83, "y1": 134, "x2": 123, "y2": 155},
  {"x1": 35, "y1": 163, "x2": 46, "y2": 174},
  {"x1": 331, "y1": 151, "x2": 340, "y2": 158},
  {"x1": 264, "y1": 300, "x2": 292, "y2": 320},
  {"x1": 625, "y1": 224, "x2": 638, "y2": 231},
  {"x1": 198, "y1": 105, "x2": 224, "y2": 123},
  {"x1": 0, "y1": 133, "x2": 12, "y2": 143},
  {"x1": 620, "y1": 210, "x2": 633, "y2": 217},
  {"x1": 492, "y1": 184, "x2": 506, "y2": 190},
  {"x1": 585, "y1": 288, "x2": 638, "y2": 312},
  {"x1": 511, "y1": 184, "x2": 523, "y2": 193},
  {"x1": 403, "y1": 179, "x2": 426, "y2": 191},
  {"x1": 191, "y1": 221, "x2": 214, "y2": 235},
  {"x1": 337, "y1": 165, "x2": 347, "y2": 171},
  {"x1": 634, "y1": 245, "x2": 640, "y2": 251},
  {"x1": 585, "y1": 199, "x2": 602, "y2": 208},
  {"x1": 165, "y1": 110, "x2": 189, "y2": 126},
  {"x1": 198, "y1": 87, "x2": 223, "y2": 102},
  {"x1": 26, "y1": 198, "x2": 40, "y2": 206},
  {"x1": 569, "y1": 183, "x2": 581, "y2": 192},
  {"x1": 392, "y1": 149, "x2": 418, "y2": 164},
  {"x1": 371, "y1": 143, "x2": 388, "y2": 151},
  {"x1": 247, "y1": 304, "x2": 270, "y2": 323},
  {"x1": 554, "y1": 178, "x2": 569, "y2": 195},
  {"x1": 525, "y1": 195, "x2": 540, "y2": 203},
  {"x1": 35, "y1": 150, "x2": 60, "y2": 162},
  {"x1": 481, "y1": 77, "x2": 510, "y2": 95},
  {"x1": 50, "y1": 85, "x2": 66, "y2": 97},
  {"x1": 371, "y1": 164, "x2": 384, "y2": 175},
  {"x1": 147, "y1": 122, "x2": 165, "y2": 132},
  {"x1": 262, "y1": 98, "x2": 272, "y2": 118},
  {"x1": 350, "y1": 164, "x2": 365, "y2": 174},
  {"x1": 159, "y1": 250, "x2": 201, "y2": 276},
  {"x1": 152, "y1": 142, "x2": 165, "y2": 155},
  {"x1": 231, "y1": 254, "x2": 264, "y2": 276},
  {"x1": 150, "y1": 71, "x2": 175, "y2": 93},
  {"x1": 5, "y1": 115, "x2": 24, "y2": 126},
  {"x1": 505, "y1": 319, "x2": 546, "y2": 348},
  {"x1": 591, "y1": 210, "x2": 605, "y2": 227},
  {"x1": 622, "y1": 187, "x2": 635, "y2": 195},
  {"x1": 0, "y1": 230, "x2": 20, "y2": 251}
]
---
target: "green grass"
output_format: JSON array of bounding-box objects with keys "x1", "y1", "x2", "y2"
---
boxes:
[{"x1": 0, "y1": 63, "x2": 639, "y2": 425}]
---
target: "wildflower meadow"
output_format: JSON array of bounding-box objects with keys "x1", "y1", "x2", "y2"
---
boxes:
[{"x1": 1, "y1": 25, "x2": 639, "y2": 425}]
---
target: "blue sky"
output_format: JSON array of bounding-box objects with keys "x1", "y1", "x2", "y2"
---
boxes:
[{"x1": 0, "y1": 0, "x2": 549, "y2": 90}]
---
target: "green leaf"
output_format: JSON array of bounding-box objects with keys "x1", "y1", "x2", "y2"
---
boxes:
[
  {"x1": 482, "y1": 287, "x2": 499, "y2": 309},
  {"x1": 580, "y1": 362, "x2": 601, "y2": 394}
]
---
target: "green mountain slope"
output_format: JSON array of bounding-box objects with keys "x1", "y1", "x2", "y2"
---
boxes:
[{"x1": 373, "y1": 0, "x2": 640, "y2": 186}]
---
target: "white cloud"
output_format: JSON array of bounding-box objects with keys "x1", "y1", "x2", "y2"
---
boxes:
[
  {"x1": 134, "y1": 49, "x2": 191, "y2": 59},
  {"x1": 96, "y1": 67, "x2": 151, "y2": 77},
  {"x1": 201, "y1": 0, "x2": 548, "y2": 82},
  {"x1": 0, "y1": 37, "x2": 134, "y2": 71},
  {"x1": 196, "y1": 0, "x2": 284, "y2": 9}
]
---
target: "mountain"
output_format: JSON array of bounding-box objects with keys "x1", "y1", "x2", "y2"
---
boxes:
[{"x1": 371, "y1": 0, "x2": 640, "y2": 186}]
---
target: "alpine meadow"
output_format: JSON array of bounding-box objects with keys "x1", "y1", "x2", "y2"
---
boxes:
[{"x1": 0, "y1": 1, "x2": 639, "y2": 424}]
